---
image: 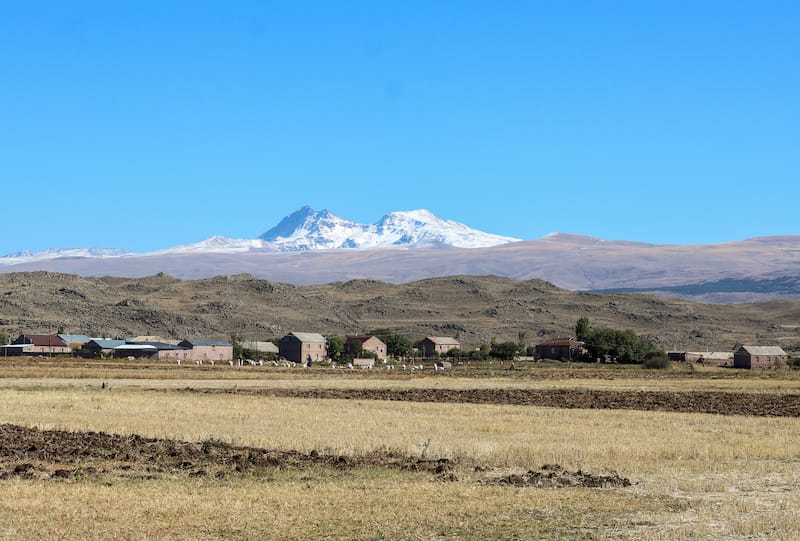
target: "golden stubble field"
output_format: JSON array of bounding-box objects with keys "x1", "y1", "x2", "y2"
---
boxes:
[{"x1": 0, "y1": 362, "x2": 799, "y2": 540}]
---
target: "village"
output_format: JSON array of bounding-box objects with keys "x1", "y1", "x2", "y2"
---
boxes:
[{"x1": 0, "y1": 330, "x2": 793, "y2": 371}]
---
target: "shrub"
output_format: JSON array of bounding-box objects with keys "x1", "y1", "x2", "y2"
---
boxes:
[{"x1": 642, "y1": 351, "x2": 671, "y2": 369}]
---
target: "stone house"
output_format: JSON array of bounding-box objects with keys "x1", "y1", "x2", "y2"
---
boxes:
[
  {"x1": 345, "y1": 335, "x2": 388, "y2": 360},
  {"x1": 10, "y1": 334, "x2": 71, "y2": 356},
  {"x1": 279, "y1": 332, "x2": 327, "y2": 364},
  {"x1": 733, "y1": 345, "x2": 789, "y2": 369},
  {"x1": 178, "y1": 339, "x2": 233, "y2": 362},
  {"x1": 535, "y1": 338, "x2": 586, "y2": 361},
  {"x1": 418, "y1": 336, "x2": 460, "y2": 357}
]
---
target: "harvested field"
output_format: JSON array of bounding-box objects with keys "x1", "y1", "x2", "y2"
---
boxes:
[
  {"x1": 194, "y1": 387, "x2": 800, "y2": 417},
  {"x1": 2, "y1": 366, "x2": 799, "y2": 539},
  {"x1": 0, "y1": 423, "x2": 628, "y2": 490}
]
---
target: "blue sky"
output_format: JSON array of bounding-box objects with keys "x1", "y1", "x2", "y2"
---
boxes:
[{"x1": 2, "y1": 1, "x2": 797, "y2": 253}]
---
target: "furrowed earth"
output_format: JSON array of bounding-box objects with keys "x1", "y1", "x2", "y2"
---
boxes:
[
  {"x1": 0, "y1": 424, "x2": 630, "y2": 489},
  {"x1": 191, "y1": 386, "x2": 800, "y2": 417}
]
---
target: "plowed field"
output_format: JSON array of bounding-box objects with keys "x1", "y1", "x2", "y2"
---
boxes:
[
  {"x1": 198, "y1": 387, "x2": 800, "y2": 417},
  {"x1": 0, "y1": 424, "x2": 629, "y2": 488}
]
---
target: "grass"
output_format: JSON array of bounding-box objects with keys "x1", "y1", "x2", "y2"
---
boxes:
[{"x1": 0, "y1": 364, "x2": 799, "y2": 539}]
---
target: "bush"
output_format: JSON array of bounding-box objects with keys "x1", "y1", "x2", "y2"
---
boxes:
[{"x1": 642, "y1": 351, "x2": 671, "y2": 369}]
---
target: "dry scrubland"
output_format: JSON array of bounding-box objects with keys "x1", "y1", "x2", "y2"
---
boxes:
[{"x1": 1, "y1": 362, "x2": 799, "y2": 539}]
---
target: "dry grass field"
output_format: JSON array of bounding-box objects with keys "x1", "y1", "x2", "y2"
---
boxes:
[{"x1": 1, "y1": 361, "x2": 799, "y2": 539}]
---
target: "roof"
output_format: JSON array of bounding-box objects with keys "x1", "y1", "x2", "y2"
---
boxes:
[
  {"x1": 16, "y1": 334, "x2": 69, "y2": 347},
  {"x1": 282, "y1": 332, "x2": 326, "y2": 343},
  {"x1": 115, "y1": 344, "x2": 157, "y2": 351},
  {"x1": 127, "y1": 335, "x2": 178, "y2": 345},
  {"x1": 179, "y1": 339, "x2": 232, "y2": 347},
  {"x1": 424, "y1": 336, "x2": 460, "y2": 345},
  {"x1": 345, "y1": 335, "x2": 386, "y2": 345},
  {"x1": 737, "y1": 345, "x2": 787, "y2": 356},
  {"x1": 537, "y1": 338, "x2": 584, "y2": 347},
  {"x1": 125, "y1": 341, "x2": 188, "y2": 350},
  {"x1": 58, "y1": 334, "x2": 91, "y2": 344},
  {"x1": 242, "y1": 341, "x2": 279, "y2": 353},
  {"x1": 87, "y1": 339, "x2": 126, "y2": 349},
  {"x1": 685, "y1": 351, "x2": 733, "y2": 360}
]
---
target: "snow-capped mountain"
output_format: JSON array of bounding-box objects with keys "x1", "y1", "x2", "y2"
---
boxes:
[
  {"x1": 258, "y1": 206, "x2": 521, "y2": 251},
  {"x1": 150, "y1": 236, "x2": 269, "y2": 255},
  {"x1": 0, "y1": 247, "x2": 134, "y2": 265},
  {"x1": 0, "y1": 207, "x2": 520, "y2": 264}
]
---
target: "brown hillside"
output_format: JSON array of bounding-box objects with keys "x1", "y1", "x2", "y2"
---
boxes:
[{"x1": 1, "y1": 271, "x2": 799, "y2": 352}]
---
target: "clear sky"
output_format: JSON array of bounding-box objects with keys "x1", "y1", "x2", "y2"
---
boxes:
[{"x1": 2, "y1": 1, "x2": 798, "y2": 254}]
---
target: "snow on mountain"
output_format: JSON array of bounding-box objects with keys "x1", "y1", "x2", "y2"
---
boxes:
[
  {"x1": 0, "y1": 248, "x2": 134, "y2": 266},
  {"x1": 149, "y1": 236, "x2": 269, "y2": 255},
  {"x1": 0, "y1": 207, "x2": 521, "y2": 263},
  {"x1": 258, "y1": 206, "x2": 521, "y2": 251}
]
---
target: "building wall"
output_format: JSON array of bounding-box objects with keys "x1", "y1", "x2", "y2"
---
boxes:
[
  {"x1": 734, "y1": 353, "x2": 788, "y2": 369},
  {"x1": 362, "y1": 337, "x2": 387, "y2": 360},
  {"x1": 420, "y1": 339, "x2": 459, "y2": 357},
  {"x1": 346, "y1": 337, "x2": 387, "y2": 360},
  {"x1": 186, "y1": 344, "x2": 233, "y2": 362},
  {"x1": 24, "y1": 345, "x2": 71, "y2": 355},
  {"x1": 279, "y1": 339, "x2": 326, "y2": 363},
  {"x1": 536, "y1": 345, "x2": 572, "y2": 360}
]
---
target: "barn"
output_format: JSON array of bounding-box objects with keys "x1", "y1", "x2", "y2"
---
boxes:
[{"x1": 733, "y1": 345, "x2": 788, "y2": 370}]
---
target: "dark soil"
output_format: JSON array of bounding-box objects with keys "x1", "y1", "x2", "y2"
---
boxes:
[
  {"x1": 206, "y1": 387, "x2": 800, "y2": 417},
  {"x1": 0, "y1": 423, "x2": 451, "y2": 481},
  {"x1": 0, "y1": 424, "x2": 627, "y2": 488},
  {"x1": 487, "y1": 464, "x2": 631, "y2": 488}
]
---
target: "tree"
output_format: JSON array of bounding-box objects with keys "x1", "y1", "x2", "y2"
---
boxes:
[
  {"x1": 326, "y1": 335, "x2": 344, "y2": 363},
  {"x1": 490, "y1": 341, "x2": 519, "y2": 360},
  {"x1": 580, "y1": 321, "x2": 661, "y2": 364},
  {"x1": 575, "y1": 317, "x2": 590, "y2": 341},
  {"x1": 230, "y1": 331, "x2": 244, "y2": 360},
  {"x1": 368, "y1": 328, "x2": 412, "y2": 357},
  {"x1": 517, "y1": 331, "x2": 527, "y2": 354}
]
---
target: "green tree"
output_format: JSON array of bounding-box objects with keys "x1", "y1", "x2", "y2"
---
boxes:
[
  {"x1": 326, "y1": 335, "x2": 344, "y2": 362},
  {"x1": 230, "y1": 331, "x2": 244, "y2": 359},
  {"x1": 350, "y1": 340, "x2": 364, "y2": 358},
  {"x1": 575, "y1": 317, "x2": 590, "y2": 341},
  {"x1": 517, "y1": 331, "x2": 527, "y2": 354},
  {"x1": 0, "y1": 332, "x2": 8, "y2": 345},
  {"x1": 582, "y1": 324, "x2": 660, "y2": 364},
  {"x1": 368, "y1": 328, "x2": 412, "y2": 357},
  {"x1": 490, "y1": 341, "x2": 519, "y2": 360}
]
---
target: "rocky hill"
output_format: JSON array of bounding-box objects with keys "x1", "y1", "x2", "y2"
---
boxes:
[
  {"x1": 3, "y1": 235, "x2": 800, "y2": 303},
  {"x1": 1, "y1": 272, "x2": 798, "y2": 353}
]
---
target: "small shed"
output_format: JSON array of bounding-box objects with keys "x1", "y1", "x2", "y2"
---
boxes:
[
  {"x1": 733, "y1": 346, "x2": 789, "y2": 370},
  {"x1": 352, "y1": 358, "x2": 375, "y2": 369}
]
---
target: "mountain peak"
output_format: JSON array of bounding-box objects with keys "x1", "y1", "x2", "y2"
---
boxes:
[{"x1": 257, "y1": 207, "x2": 520, "y2": 251}]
